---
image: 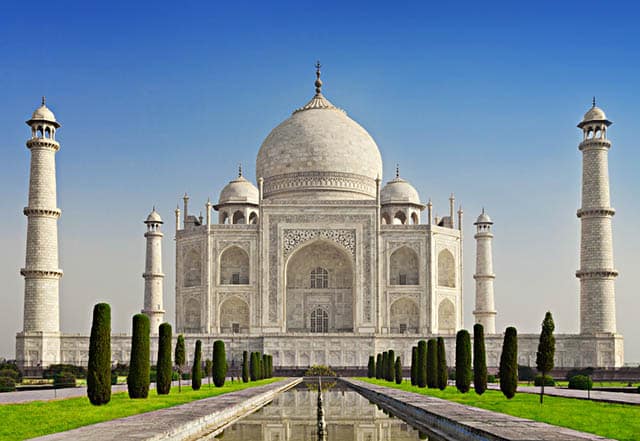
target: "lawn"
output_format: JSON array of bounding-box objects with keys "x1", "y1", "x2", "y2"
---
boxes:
[
  {"x1": 0, "y1": 378, "x2": 280, "y2": 440},
  {"x1": 358, "y1": 378, "x2": 639, "y2": 441}
]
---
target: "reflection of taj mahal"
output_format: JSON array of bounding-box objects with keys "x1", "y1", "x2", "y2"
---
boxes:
[{"x1": 15, "y1": 67, "x2": 623, "y2": 370}]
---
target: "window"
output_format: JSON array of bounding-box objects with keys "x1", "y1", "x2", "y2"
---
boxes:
[
  {"x1": 399, "y1": 323, "x2": 407, "y2": 334},
  {"x1": 232, "y1": 323, "x2": 240, "y2": 333},
  {"x1": 310, "y1": 308, "x2": 329, "y2": 333},
  {"x1": 231, "y1": 272, "x2": 240, "y2": 284},
  {"x1": 399, "y1": 274, "x2": 407, "y2": 285},
  {"x1": 310, "y1": 267, "x2": 328, "y2": 288}
]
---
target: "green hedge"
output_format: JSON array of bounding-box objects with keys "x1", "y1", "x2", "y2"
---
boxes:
[
  {"x1": 394, "y1": 356, "x2": 402, "y2": 385},
  {"x1": 499, "y1": 327, "x2": 518, "y2": 399},
  {"x1": 473, "y1": 324, "x2": 487, "y2": 395},
  {"x1": 87, "y1": 303, "x2": 111, "y2": 405},
  {"x1": 127, "y1": 314, "x2": 150, "y2": 399},
  {"x1": 426, "y1": 339, "x2": 437, "y2": 388},
  {"x1": 367, "y1": 356, "x2": 375, "y2": 378},
  {"x1": 212, "y1": 340, "x2": 227, "y2": 387},
  {"x1": 568, "y1": 375, "x2": 593, "y2": 390},
  {"x1": 192, "y1": 340, "x2": 203, "y2": 391},
  {"x1": 534, "y1": 374, "x2": 555, "y2": 387},
  {"x1": 455, "y1": 329, "x2": 471, "y2": 393},
  {"x1": 53, "y1": 372, "x2": 76, "y2": 389},
  {"x1": 242, "y1": 351, "x2": 249, "y2": 383},
  {"x1": 43, "y1": 364, "x2": 85, "y2": 380},
  {"x1": 156, "y1": 323, "x2": 173, "y2": 395},
  {"x1": 387, "y1": 350, "x2": 395, "y2": 382},
  {"x1": 417, "y1": 341, "x2": 427, "y2": 388},
  {"x1": 436, "y1": 337, "x2": 447, "y2": 390},
  {"x1": 375, "y1": 353, "x2": 383, "y2": 379},
  {"x1": 0, "y1": 376, "x2": 16, "y2": 392}
]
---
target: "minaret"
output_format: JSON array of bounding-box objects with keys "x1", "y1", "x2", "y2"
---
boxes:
[
  {"x1": 142, "y1": 207, "x2": 165, "y2": 333},
  {"x1": 473, "y1": 209, "x2": 496, "y2": 333},
  {"x1": 21, "y1": 98, "x2": 63, "y2": 336},
  {"x1": 576, "y1": 99, "x2": 617, "y2": 334}
]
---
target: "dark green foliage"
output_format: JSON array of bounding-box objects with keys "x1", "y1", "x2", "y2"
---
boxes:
[
  {"x1": 266, "y1": 355, "x2": 273, "y2": 378},
  {"x1": 175, "y1": 334, "x2": 186, "y2": 392},
  {"x1": 499, "y1": 326, "x2": 518, "y2": 399},
  {"x1": 410, "y1": 346, "x2": 417, "y2": 386},
  {"x1": 367, "y1": 356, "x2": 375, "y2": 378},
  {"x1": 536, "y1": 311, "x2": 556, "y2": 404},
  {"x1": 156, "y1": 323, "x2": 173, "y2": 395},
  {"x1": 127, "y1": 314, "x2": 150, "y2": 399},
  {"x1": 87, "y1": 303, "x2": 111, "y2": 405},
  {"x1": 111, "y1": 363, "x2": 129, "y2": 377},
  {"x1": 242, "y1": 351, "x2": 249, "y2": 383},
  {"x1": 518, "y1": 365, "x2": 535, "y2": 382},
  {"x1": 262, "y1": 354, "x2": 268, "y2": 379},
  {"x1": 417, "y1": 341, "x2": 427, "y2": 388},
  {"x1": 455, "y1": 330, "x2": 471, "y2": 393},
  {"x1": 394, "y1": 356, "x2": 402, "y2": 384},
  {"x1": 305, "y1": 365, "x2": 336, "y2": 376},
  {"x1": 0, "y1": 376, "x2": 16, "y2": 392},
  {"x1": 487, "y1": 374, "x2": 497, "y2": 383},
  {"x1": 43, "y1": 364, "x2": 85, "y2": 380},
  {"x1": 387, "y1": 350, "x2": 395, "y2": 382},
  {"x1": 205, "y1": 359, "x2": 212, "y2": 386},
  {"x1": 426, "y1": 339, "x2": 437, "y2": 388},
  {"x1": 473, "y1": 324, "x2": 487, "y2": 395},
  {"x1": 568, "y1": 375, "x2": 593, "y2": 390},
  {"x1": 250, "y1": 352, "x2": 258, "y2": 381},
  {"x1": 111, "y1": 371, "x2": 118, "y2": 385},
  {"x1": 0, "y1": 369, "x2": 20, "y2": 382},
  {"x1": 0, "y1": 361, "x2": 21, "y2": 381},
  {"x1": 53, "y1": 372, "x2": 76, "y2": 389},
  {"x1": 382, "y1": 351, "x2": 389, "y2": 381},
  {"x1": 566, "y1": 367, "x2": 594, "y2": 381},
  {"x1": 212, "y1": 340, "x2": 227, "y2": 387},
  {"x1": 191, "y1": 340, "x2": 203, "y2": 391},
  {"x1": 375, "y1": 353, "x2": 383, "y2": 379},
  {"x1": 534, "y1": 374, "x2": 555, "y2": 386},
  {"x1": 437, "y1": 337, "x2": 447, "y2": 390}
]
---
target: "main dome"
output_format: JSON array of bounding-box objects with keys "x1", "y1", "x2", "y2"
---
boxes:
[{"x1": 256, "y1": 70, "x2": 382, "y2": 200}]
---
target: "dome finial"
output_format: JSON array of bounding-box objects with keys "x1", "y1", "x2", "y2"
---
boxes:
[
  {"x1": 41, "y1": 96, "x2": 46, "y2": 106},
  {"x1": 592, "y1": 96, "x2": 596, "y2": 107},
  {"x1": 238, "y1": 163, "x2": 243, "y2": 178},
  {"x1": 395, "y1": 163, "x2": 400, "y2": 179},
  {"x1": 315, "y1": 60, "x2": 323, "y2": 95}
]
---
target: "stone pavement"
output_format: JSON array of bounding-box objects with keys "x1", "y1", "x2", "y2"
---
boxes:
[
  {"x1": 488, "y1": 384, "x2": 640, "y2": 405},
  {"x1": 344, "y1": 379, "x2": 616, "y2": 441},
  {"x1": 31, "y1": 378, "x2": 301, "y2": 441}
]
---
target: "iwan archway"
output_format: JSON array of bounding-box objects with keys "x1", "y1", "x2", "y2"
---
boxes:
[{"x1": 285, "y1": 240, "x2": 354, "y2": 333}]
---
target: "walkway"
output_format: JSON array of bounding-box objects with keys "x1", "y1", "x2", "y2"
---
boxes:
[
  {"x1": 31, "y1": 378, "x2": 300, "y2": 441},
  {"x1": 487, "y1": 384, "x2": 640, "y2": 405},
  {"x1": 345, "y1": 379, "x2": 615, "y2": 441}
]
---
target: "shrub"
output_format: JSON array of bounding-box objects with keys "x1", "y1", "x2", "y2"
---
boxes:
[
  {"x1": 410, "y1": 346, "x2": 417, "y2": 386},
  {"x1": 0, "y1": 376, "x2": 16, "y2": 392},
  {"x1": 156, "y1": 323, "x2": 173, "y2": 395},
  {"x1": 111, "y1": 363, "x2": 129, "y2": 377},
  {"x1": 387, "y1": 350, "x2": 395, "y2": 382},
  {"x1": 499, "y1": 327, "x2": 518, "y2": 399},
  {"x1": 375, "y1": 353, "x2": 383, "y2": 379},
  {"x1": 426, "y1": 339, "x2": 437, "y2": 388},
  {"x1": 175, "y1": 334, "x2": 186, "y2": 392},
  {"x1": 127, "y1": 313, "x2": 150, "y2": 399},
  {"x1": 192, "y1": 340, "x2": 203, "y2": 391},
  {"x1": 111, "y1": 371, "x2": 118, "y2": 385},
  {"x1": 0, "y1": 361, "x2": 21, "y2": 381},
  {"x1": 0, "y1": 369, "x2": 19, "y2": 382},
  {"x1": 382, "y1": 352, "x2": 389, "y2": 381},
  {"x1": 437, "y1": 337, "x2": 447, "y2": 390},
  {"x1": 304, "y1": 365, "x2": 336, "y2": 377},
  {"x1": 87, "y1": 303, "x2": 111, "y2": 405},
  {"x1": 212, "y1": 340, "x2": 227, "y2": 387},
  {"x1": 367, "y1": 356, "x2": 375, "y2": 378},
  {"x1": 565, "y1": 367, "x2": 594, "y2": 381},
  {"x1": 534, "y1": 374, "x2": 555, "y2": 387},
  {"x1": 536, "y1": 311, "x2": 555, "y2": 404},
  {"x1": 266, "y1": 354, "x2": 273, "y2": 378},
  {"x1": 250, "y1": 352, "x2": 258, "y2": 381},
  {"x1": 487, "y1": 374, "x2": 497, "y2": 383},
  {"x1": 53, "y1": 372, "x2": 76, "y2": 389},
  {"x1": 242, "y1": 351, "x2": 249, "y2": 383},
  {"x1": 568, "y1": 375, "x2": 593, "y2": 390},
  {"x1": 518, "y1": 365, "x2": 535, "y2": 383},
  {"x1": 417, "y1": 341, "x2": 427, "y2": 388},
  {"x1": 43, "y1": 364, "x2": 86, "y2": 380},
  {"x1": 455, "y1": 329, "x2": 471, "y2": 393},
  {"x1": 394, "y1": 357, "x2": 402, "y2": 385}
]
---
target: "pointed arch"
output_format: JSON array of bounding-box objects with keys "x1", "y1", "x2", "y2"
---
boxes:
[
  {"x1": 219, "y1": 246, "x2": 250, "y2": 285},
  {"x1": 184, "y1": 298, "x2": 201, "y2": 331},
  {"x1": 411, "y1": 212, "x2": 419, "y2": 225},
  {"x1": 437, "y1": 249, "x2": 456, "y2": 288},
  {"x1": 390, "y1": 246, "x2": 419, "y2": 285},
  {"x1": 248, "y1": 212, "x2": 258, "y2": 224},
  {"x1": 438, "y1": 298, "x2": 456, "y2": 334},
  {"x1": 393, "y1": 211, "x2": 406, "y2": 225},
  {"x1": 381, "y1": 212, "x2": 391, "y2": 225},
  {"x1": 390, "y1": 297, "x2": 419, "y2": 334},
  {"x1": 232, "y1": 210, "x2": 245, "y2": 224},
  {"x1": 219, "y1": 296, "x2": 249, "y2": 333},
  {"x1": 184, "y1": 248, "x2": 202, "y2": 287}
]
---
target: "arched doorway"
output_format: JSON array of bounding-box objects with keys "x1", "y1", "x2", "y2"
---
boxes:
[
  {"x1": 285, "y1": 240, "x2": 354, "y2": 332},
  {"x1": 389, "y1": 298, "x2": 419, "y2": 334},
  {"x1": 219, "y1": 297, "x2": 249, "y2": 333}
]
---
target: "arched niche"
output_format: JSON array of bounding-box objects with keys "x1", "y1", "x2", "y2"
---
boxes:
[
  {"x1": 184, "y1": 298, "x2": 201, "y2": 332},
  {"x1": 219, "y1": 297, "x2": 249, "y2": 333},
  {"x1": 393, "y1": 211, "x2": 406, "y2": 225},
  {"x1": 285, "y1": 240, "x2": 353, "y2": 333},
  {"x1": 248, "y1": 212, "x2": 258, "y2": 224},
  {"x1": 219, "y1": 246, "x2": 250, "y2": 285},
  {"x1": 438, "y1": 298, "x2": 455, "y2": 334},
  {"x1": 232, "y1": 210, "x2": 245, "y2": 224},
  {"x1": 437, "y1": 249, "x2": 456, "y2": 288},
  {"x1": 390, "y1": 297, "x2": 419, "y2": 334},
  {"x1": 183, "y1": 249, "x2": 202, "y2": 287},
  {"x1": 389, "y1": 246, "x2": 419, "y2": 285}
]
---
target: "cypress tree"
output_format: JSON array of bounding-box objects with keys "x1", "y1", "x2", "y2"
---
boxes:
[
  {"x1": 376, "y1": 353, "x2": 383, "y2": 379},
  {"x1": 387, "y1": 350, "x2": 395, "y2": 382},
  {"x1": 127, "y1": 313, "x2": 150, "y2": 399},
  {"x1": 242, "y1": 351, "x2": 249, "y2": 382},
  {"x1": 417, "y1": 341, "x2": 427, "y2": 388},
  {"x1": 426, "y1": 339, "x2": 437, "y2": 388},
  {"x1": 499, "y1": 327, "x2": 518, "y2": 399},
  {"x1": 536, "y1": 312, "x2": 555, "y2": 404},
  {"x1": 174, "y1": 334, "x2": 186, "y2": 392},
  {"x1": 212, "y1": 340, "x2": 227, "y2": 387},
  {"x1": 382, "y1": 352, "x2": 389, "y2": 381},
  {"x1": 473, "y1": 323, "x2": 487, "y2": 395},
  {"x1": 262, "y1": 354, "x2": 268, "y2": 379},
  {"x1": 156, "y1": 323, "x2": 172, "y2": 395},
  {"x1": 367, "y1": 356, "x2": 375, "y2": 378},
  {"x1": 205, "y1": 359, "x2": 212, "y2": 387},
  {"x1": 437, "y1": 337, "x2": 447, "y2": 390},
  {"x1": 250, "y1": 352, "x2": 258, "y2": 381},
  {"x1": 267, "y1": 355, "x2": 273, "y2": 378},
  {"x1": 455, "y1": 329, "x2": 471, "y2": 393},
  {"x1": 87, "y1": 303, "x2": 111, "y2": 405},
  {"x1": 410, "y1": 346, "x2": 417, "y2": 386},
  {"x1": 395, "y1": 356, "x2": 402, "y2": 385},
  {"x1": 191, "y1": 340, "x2": 202, "y2": 391}
]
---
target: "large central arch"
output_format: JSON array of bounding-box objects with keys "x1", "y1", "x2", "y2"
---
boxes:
[{"x1": 285, "y1": 240, "x2": 354, "y2": 333}]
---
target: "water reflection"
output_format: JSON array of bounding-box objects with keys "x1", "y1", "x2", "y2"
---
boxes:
[{"x1": 213, "y1": 380, "x2": 436, "y2": 441}]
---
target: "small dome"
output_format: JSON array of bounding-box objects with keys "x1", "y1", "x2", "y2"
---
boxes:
[
  {"x1": 218, "y1": 175, "x2": 259, "y2": 206},
  {"x1": 583, "y1": 106, "x2": 607, "y2": 122},
  {"x1": 381, "y1": 177, "x2": 422, "y2": 206},
  {"x1": 27, "y1": 98, "x2": 60, "y2": 127},
  {"x1": 145, "y1": 208, "x2": 163, "y2": 224},
  {"x1": 474, "y1": 209, "x2": 492, "y2": 224}
]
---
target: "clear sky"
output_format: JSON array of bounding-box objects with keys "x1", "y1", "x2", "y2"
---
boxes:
[{"x1": 0, "y1": 0, "x2": 638, "y2": 362}]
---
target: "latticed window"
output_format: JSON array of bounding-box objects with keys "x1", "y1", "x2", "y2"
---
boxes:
[
  {"x1": 310, "y1": 267, "x2": 328, "y2": 288},
  {"x1": 310, "y1": 308, "x2": 329, "y2": 333}
]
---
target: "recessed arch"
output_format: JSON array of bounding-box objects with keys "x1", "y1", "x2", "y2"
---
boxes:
[
  {"x1": 184, "y1": 298, "x2": 201, "y2": 332},
  {"x1": 310, "y1": 307, "x2": 329, "y2": 333},
  {"x1": 248, "y1": 212, "x2": 258, "y2": 224},
  {"x1": 219, "y1": 296, "x2": 249, "y2": 333},
  {"x1": 438, "y1": 298, "x2": 455, "y2": 334},
  {"x1": 390, "y1": 297, "x2": 419, "y2": 334},
  {"x1": 437, "y1": 249, "x2": 456, "y2": 288},
  {"x1": 183, "y1": 249, "x2": 202, "y2": 287},
  {"x1": 390, "y1": 246, "x2": 419, "y2": 285},
  {"x1": 411, "y1": 212, "x2": 419, "y2": 225},
  {"x1": 232, "y1": 210, "x2": 245, "y2": 224},
  {"x1": 219, "y1": 246, "x2": 250, "y2": 285},
  {"x1": 393, "y1": 211, "x2": 406, "y2": 225},
  {"x1": 381, "y1": 212, "x2": 391, "y2": 225},
  {"x1": 220, "y1": 211, "x2": 229, "y2": 224}
]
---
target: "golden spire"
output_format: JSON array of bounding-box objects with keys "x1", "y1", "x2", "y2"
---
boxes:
[{"x1": 315, "y1": 61, "x2": 322, "y2": 95}]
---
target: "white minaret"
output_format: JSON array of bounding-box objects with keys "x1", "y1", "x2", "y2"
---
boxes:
[
  {"x1": 576, "y1": 100, "x2": 617, "y2": 334},
  {"x1": 142, "y1": 207, "x2": 165, "y2": 333},
  {"x1": 21, "y1": 98, "x2": 63, "y2": 336},
  {"x1": 473, "y1": 209, "x2": 496, "y2": 333}
]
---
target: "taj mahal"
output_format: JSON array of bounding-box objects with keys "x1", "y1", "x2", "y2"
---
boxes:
[{"x1": 15, "y1": 66, "x2": 624, "y2": 371}]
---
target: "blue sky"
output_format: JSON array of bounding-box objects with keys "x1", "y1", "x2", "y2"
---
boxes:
[{"x1": 1, "y1": 0, "x2": 639, "y2": 362}]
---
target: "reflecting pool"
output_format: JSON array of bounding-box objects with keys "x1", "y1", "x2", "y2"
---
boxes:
[{"x1": 206, "y1": 380, "x2": 442, "y2": 441}]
